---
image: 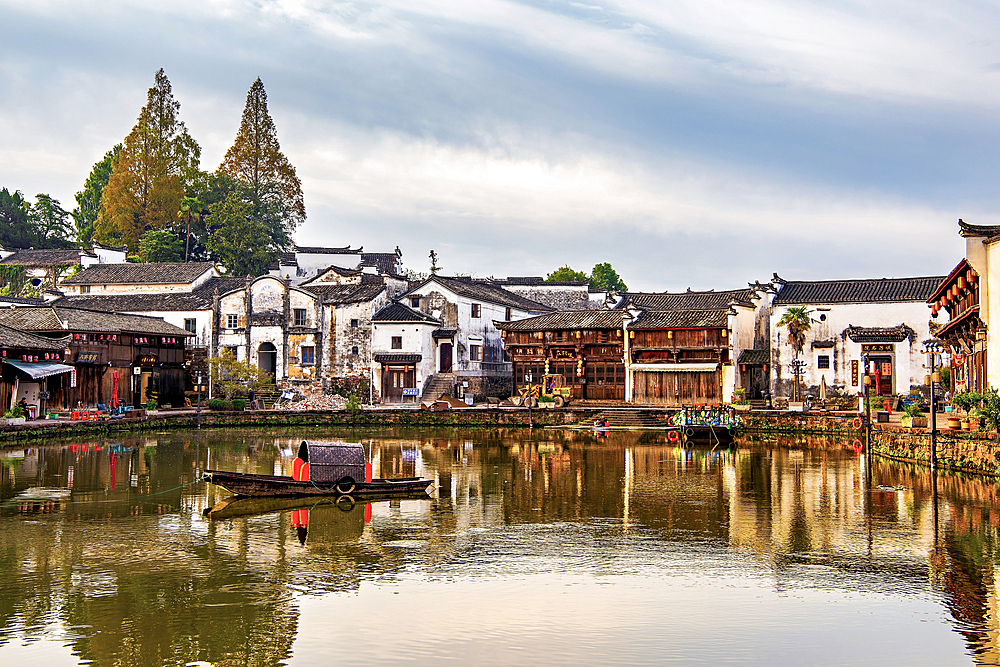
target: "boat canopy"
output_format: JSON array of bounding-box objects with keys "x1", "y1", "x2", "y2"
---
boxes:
[{"x1": 295, "y1": 441, "x2": 365, "y2": 484}]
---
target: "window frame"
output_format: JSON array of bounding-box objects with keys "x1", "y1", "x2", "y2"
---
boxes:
[
  {"x1": 226, "y1": 314, "x2": 239, "y2": 329},
  {"x1": 471, "y1": 303, "x2": 481, "y2": 318},
  {"x1": 391, "y1": 336, "x2": 403, "y2": 350},
  {"x1": 470, "y1": 344, "x2": 482, "y2": 361},
  {"x1": 293, "y1": 308, "x2": 307, "y2": 327},
  {"x1": 817, "y1": 355, "x2": 831, "y2": 369},
  {"x1": 301, "y1": 345, "x2": 315, "y2": 365},
  {"x1": 184, "y1": 318, "x2": 197, "y2": 334}
]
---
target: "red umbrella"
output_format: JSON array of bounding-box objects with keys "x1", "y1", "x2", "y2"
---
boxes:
[{"x1": 111, "y1": 370, "x2": 120, "y2": 410}]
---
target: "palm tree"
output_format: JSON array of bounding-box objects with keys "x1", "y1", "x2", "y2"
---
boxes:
[
  {"x1": 177, "y1": 195, "x2": 203, "y2": 262},
  {"x1": 777, "y1": 306, "x2": 813, "y2": 401}
]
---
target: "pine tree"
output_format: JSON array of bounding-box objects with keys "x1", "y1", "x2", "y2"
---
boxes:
[
  {"x1": 219, "y1": 78, "x2": 305, "y2": 233},
  {"x1": 95, "y1": 69, "x2": 201, "y2": 253}
]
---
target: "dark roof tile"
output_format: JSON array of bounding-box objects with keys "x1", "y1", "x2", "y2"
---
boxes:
[
  {"x1": 774, "y1": 277, "x2": 945, "y2": 304},
  {"x1": 0, "y1": 306, "x2": 191, "y2": 336},
  {"x1": 62, "y1": 262, "x2": 217, "y2": 285},
  {"x1": 617, "y1": 289, "x2": 753, "y2": 310},
  {"x1": 0, "y1": 249, "x2": 87, "y2": 266},
  {"x1": 372, "y1": 302, "x2": 441, "y2": 323},
  {"x1": 630, "y1": 309, "x2": 729, "y2": 329},
  {"x1": 303, "y1": 283, "x2": 385, "y2": 304},
  {"x1": 495, "y1": 310, "x2": 624, "y2": 331},
  {"x1": 0, "y1": 323, "x2": 67, "y2": 350},
  {"x1": 411, "y1": 276, "x2": 554, "y2": 312}
]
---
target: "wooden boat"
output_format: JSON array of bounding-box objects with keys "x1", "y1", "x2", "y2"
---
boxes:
[
  {"x1": 205, "y1": 439, "x2": 435, "y2": 499},
  {"x1": 205, "y1": 469, "x2": 435, "y2": 498}
]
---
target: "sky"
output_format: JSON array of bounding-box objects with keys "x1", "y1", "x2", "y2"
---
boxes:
[{"x1": 1, "y1": 0, "x2": 997, "y2": 291}]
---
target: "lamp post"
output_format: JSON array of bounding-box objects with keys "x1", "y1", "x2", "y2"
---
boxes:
[
  {"x1": 195, "y1": 371, "x2": 203, "y2": 430},
  {"x1": 922, "y1": 341, "x2": 944, "y2": 470}
]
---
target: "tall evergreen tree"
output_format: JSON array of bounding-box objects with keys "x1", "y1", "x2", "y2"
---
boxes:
[
  {"x1": 219, "y1": 78, "x2": 305, "y2": 237},
  {"x1": 29, "y1": 194, "x2": 74, "y2": 248},
  {"x1": 0, "y1": 188, "x2": 35, "y2": 248},
  {"x1": 95, "y1": 69, "x2": 201, "y2": 253},
  {"x1": 73, "y1": 145, "x2": 121, "y2": 246}
]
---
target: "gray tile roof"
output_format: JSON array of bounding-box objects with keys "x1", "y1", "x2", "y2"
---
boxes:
[
  {"x1": 492, "y1": 276, "x2": 590, "y2": 287},
  {"x1": 55, "y1": 292, "x2": 215, "y2": 312},
  {"x1": 617, "y1": 289, "x2": 753, "y2": 310},
  {"x1": 62, "y1": 262, "x2": 217, "y2": 285},
  {"x1": 0, "y1": 323, "x2": 67, "y2": 350},
  {"x1": 0, "y1": 249, "x2": 88, "y2": 266},
  {"x1": 0, "y1": 306, "x2": 192, "y2": 336},
  {"x1": 304, "y1": 283, "x2": 386, "y2": 305},
  {"x1": 410, "y1": 276, "x2": 554, "y2": 312},
  {"x1": 372, "y1": 302, "x2": 441, "y2": 323},
  {"x1": 737, "y1": 349, "x2": 770, "y2": 365},
  {"x1": 295, "y1": 245, "x2": 361, "y2": 254},
  {"x1": 958, "y1": 219, "x2": 1000, "y2": 238},
  {"x1": 495, "y1": 310, "x2": 625, "y2": 331},
  {"x1": 630, "y1": 309, "x2": 729, "y2": 329},
  {"x1": 845, "y1": 324, "x2": 916, "y2": 343},
  {"x1": 361, "y1": 252, "x2": 400, "y2": 274},
  {"x1": 773, "y1": 277, "x2": 945, "y2": 304},
  {"x1": 0, "y1": 295, "x2": 46, "y2": 306}
]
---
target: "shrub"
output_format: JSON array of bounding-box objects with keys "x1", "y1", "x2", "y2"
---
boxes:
[
  {"x1": 231, "y1": 398, "x2": 247, "y2": 411},
  {"x1": 538, "y1": 394, "x2": 556, "y2": 403},
  {"x1": 208, "y1": 398, "x2": 233, "y2": 411},
  {"x1": 145, "y1": 399, "x2": 158, "y2": 411},
  {"x1": 902, "y1": 403, "x2": 924, "y2": 418},
  {"x1": 346, "y1": 394, "x2": 361, "y2": 413}
]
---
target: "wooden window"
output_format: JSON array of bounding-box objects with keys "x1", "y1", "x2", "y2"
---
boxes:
[
  {"x1": 392, "y1": 336, "x2": 402, "y2": 349},
  {"x1": 471, "y1": 303, "x2": 481, "y2": 318},
  {"x1": 352, "y1": 346, "x2": 359, "y2": 355},
  {"x1": 226, "y1": 314, "x2": 238, "y2": 329},
  {"x1": 410, "y1": 297, "x2": 420, "y2": 308},
  {"x1": 80, "y1": 285, "x2": 91, "y2": 294},
  {"x1": 817, "y1": 355, "x2": 830, "y2": 369},
  {"x1": 554, "y1": 331, "x2": 565, "y2": 342},
  {"x1": 505, "y1": 307, "x2": 512, "y2": 320},
  {"x1": 301, "y1": 346, "x2": 315, "y2": 364},
  {"x1": 597, "y1": 331, "x2": 610, "y2": 343},
  {"x1": 225, "y1": 346, "x2": 238, "y2": 358},
  {"x1": 184, "y1": 318, "x2": 197, "y2": 334},
  {"x1": 351, "y1": 318, "x2": 359, "y2": 328},
  {"x1": 471, "y1": 344, "x2": 481, "y2": 361},
  {"x1": 293, "y1": 309, "x2": 307, "y2": 327}
]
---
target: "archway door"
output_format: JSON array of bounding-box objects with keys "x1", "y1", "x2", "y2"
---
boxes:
[{"x1": 258, "y1": 342, "x2": 278, "y2": 383}]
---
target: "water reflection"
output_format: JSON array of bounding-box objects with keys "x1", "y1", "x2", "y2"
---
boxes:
[{"x1": 1, "y1": 428, "x2": 999, "y2": 664}]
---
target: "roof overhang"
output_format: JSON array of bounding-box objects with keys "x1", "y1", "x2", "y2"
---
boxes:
[
  {"x1": 373, "y1": 353, "x2": 422, "y2": 363},
  {"x1": 4, "y1": 360, "x2": 75, "y2": 379},
  {"x1": 630, "y1": 362, "x2": 719, "y2": 373}
]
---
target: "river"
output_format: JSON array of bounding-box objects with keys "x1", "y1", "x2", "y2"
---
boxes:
[{"x1": 1, "y1": 427, "x2": 997, "y2": 666}]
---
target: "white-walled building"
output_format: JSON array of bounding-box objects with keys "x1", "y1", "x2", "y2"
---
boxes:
[
  {"x1": 769, "y1": 276, "x2": 945, "y2": 398},
  {"x1": 371, "y1": 302, "x2": 442, "y2": 403},
  {"x1": 391, "y1": 276, "x2": 553, "y2": 399}
]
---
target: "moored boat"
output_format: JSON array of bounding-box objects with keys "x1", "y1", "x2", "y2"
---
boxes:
[{"x1": 205, "y1": 440, "x2": 435, "y2": 498}]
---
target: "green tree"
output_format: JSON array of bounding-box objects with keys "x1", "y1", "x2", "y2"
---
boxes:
[
  {"x1": 219, "y1": 78, "x2": 305, "y2": 244},
  {"x1": 73, "y1": 145, "x2": 121, "y2": 246},
  {"x1": 138, "y1": 229, "x2": 183, "y2": 262},
  {"x1": 208, "y1": 348, "x2": 271, "y2": 399},
  {"x1": 589, "y1": 262, "x2": 627, "y2": 293},
  {"x1": 546, "y1": 266, "x2": 588, "y2": 282},
  {"x1": 95, "y1": 69, "x2": 201, "y2": 253},
  {"x1": 29, "y1": 194, "x2": 74, "y2": 248},
  {"x1": 205, "y1": 191, "x2": 278, "y2": 277},
  {"x1": 177, "y1": 195, "x2": 204, "y2": 261},
  {"x1": 777, "y1": 306, "x2": 813, "y2": 401},
  {"x1": 0, "y1": 188, "x2": 37, "y2": 248}
]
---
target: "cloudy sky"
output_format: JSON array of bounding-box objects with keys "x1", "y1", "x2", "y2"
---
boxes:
[{"x1": 2, "y1": 0, "x2": 997, "y2": 290}]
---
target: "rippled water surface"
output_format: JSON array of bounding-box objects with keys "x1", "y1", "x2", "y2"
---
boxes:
[{"x1": 1, "y1": 427, "x2": 998, "y2": 665}]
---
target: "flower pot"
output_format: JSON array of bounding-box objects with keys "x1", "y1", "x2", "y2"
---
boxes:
[
  {"x1": 948, "y1": 416, "x2": 962, "y2": 430},
  {"x1": 733, "y1": 404, "x2": 752, "y2": 412},
  {"x1": 961, "y1": 419, "x2": 971, "y2": 431},
  {"x1": 912, "y1": 417, "x2": 928, "y2": 428},
  {"x1": 900, "y1": 416, "x2": 912, "y2": 428}
]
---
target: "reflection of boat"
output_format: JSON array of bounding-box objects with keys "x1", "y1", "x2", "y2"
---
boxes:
[
  {"x1": 676, "y1": 425, "x2": 737, "y2": 445},
  {"x1": 203, "y1": 492, "x2": 429, "y2": 520},
  {"x1": 206, "y1": 440, "x2": 435, "y2": 498}
]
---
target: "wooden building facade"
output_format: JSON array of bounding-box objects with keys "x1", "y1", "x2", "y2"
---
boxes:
[
  {"x1": 0, "y1": 306, "x2": 192, "y2": 411},
  {"x1": 497, "y1": 310, "x2": 627, "y2": 401},
  {"x1": 626, "y1": 309, "x2": 729, "y2": 405},
  {"x1": 929, "y1": 259, "x2": 984, "y2": 393}
]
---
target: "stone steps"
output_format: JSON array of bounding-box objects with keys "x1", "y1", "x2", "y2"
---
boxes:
[
  {"x1": 422, "y1": 373, "x2": 456, "y2": 402},
  {"x1": 589, "y1": 408, "x2": 666, "y2": 428}
]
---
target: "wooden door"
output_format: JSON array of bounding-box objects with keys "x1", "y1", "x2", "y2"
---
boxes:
[
  {"x1": 382, "y1": 366, "x2": 415, "y2": 402},
  {"x1": 440, "y1": 343, "x2": 453, "y2": 372}
]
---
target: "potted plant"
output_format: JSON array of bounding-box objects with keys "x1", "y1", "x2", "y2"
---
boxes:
[
  {"x1": 2, "y1": 404, "x2": 26, "y2": 426},
  {"x1": 537, "y1": 395, "x2": 556, "y2": 409},
  {"x1": 732, "y1": 388, "x2": 752, "y2": 412},
  {"x1": 145, "y1": 398, "x2": 158, "y2": 415},
  {"x1": 901, "y1": 404, "x2": 926, "y2": 428}
]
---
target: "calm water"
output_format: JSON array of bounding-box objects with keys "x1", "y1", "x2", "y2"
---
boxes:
[{"x1": 1, "y1": 427, "x2": 998, "y2": 666}]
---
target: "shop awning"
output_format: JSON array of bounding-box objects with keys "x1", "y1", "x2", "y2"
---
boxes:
[
  {"x1": 4, "y1": 360, "x2": 75, "y2": 379},
  {"x1": 630, "y1": 362, "x2": 719, "y2": 373}
]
